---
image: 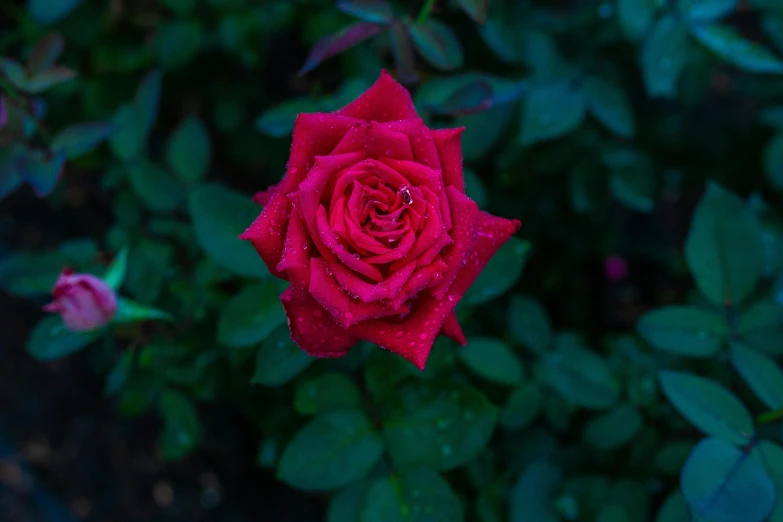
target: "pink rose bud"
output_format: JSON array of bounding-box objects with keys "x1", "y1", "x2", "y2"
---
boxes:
[
  {"x1": 604, "y1": 256, "x2": 628, "y2": 282},
  {"x1": 43, "y1": 269, "x2": 118, "y2": 331}
]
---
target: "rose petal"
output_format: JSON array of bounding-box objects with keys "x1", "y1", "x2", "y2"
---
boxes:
[
  {"x1": 277, "y1": 204, "x2": 311, "y2": 289},
  {"x1": 281, "y1": 286, "x2": 357, "y2": 358},
  {"x1": 309, "y1": 257, "x2": 408, "y2": 327},
  {"x1": 336, "y1": 70, "x2": 419, "y2": 123},
  {"x1": 384, "y1": 119, "x2": 441, "y2": 170},
  {"x1": 432, "y1": 127, "x2": 466, "y2": 193},
  {"x1": 379, "y1": 157, "x2": 442, "y2": 193},
  {"x1": 440, "y1": 312, "x2": 467, "y2": 345},
  {"x1": 331, "y1": 122, "x2": 414, "y2": 161},
  {"x1": 316, "y1": 205, "x2": 384, "y2": 281},
  {"x1": 330, "y1": 260, "x2": 417, "y2": 304},
  {"x1": 430, "y1": 186, "x2": 479, "y2": 299},
  {"x1": 240, "y1": 192, "x2": 292, "y2": 279},
  {"x1": 392, "y1": 257, "x2": 448, "y2": 310}
]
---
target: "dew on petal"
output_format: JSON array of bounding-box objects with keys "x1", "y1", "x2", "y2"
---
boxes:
[
  {"x1": 419, "y1": 333, "x2": 427, "y2": 340},
  {"x1": 297, "y1": 317, "x2": 304, "y2": 323},
  {"x1": 400, "y1": 186, "x2": 413, "y2": 205},
  {"x1": 424, "y1": 320, "x2": 431, "y2": 326},
  {"x1": 345, "y1": 311, "x2": 353, "y2": 320},
  {"x1": 395, "y1": 331, "x2": 405, "y2": 338},
  {"x1": 409, "y1": 341, "x2": 415, "y2": 347},
  {"x1": 290, "y1": 167, "x2": 298, "y2": 174}
]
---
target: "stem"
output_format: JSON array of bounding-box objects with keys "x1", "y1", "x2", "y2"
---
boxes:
[
  {"x1": 757, "y1": 408, "x2": 783, "y2": 425},
  {"x1": 416, "y1": 0, "x2": 436, "y2": 24}
]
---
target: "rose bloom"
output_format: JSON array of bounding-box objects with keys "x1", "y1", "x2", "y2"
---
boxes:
[
  {"x1": 43, "y1": 269, "x2": 117, "y2": 331},
  {"x1": 241, "y1": 71, "x2": 521, "y2": 369}
]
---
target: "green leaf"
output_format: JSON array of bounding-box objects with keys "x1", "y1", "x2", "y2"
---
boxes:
[
  {"x1": 691, "y1": 24, "x2": 783, "y2": 74},
  {"x1": 764, "y1": 134, "x2": 783, "y2": 191},
  {"x1": 738, "y1": 300, "x2": 783, "y2": 355},
  {"x1": 25, "y1": 66, "x2": 76, "y2": 94},
  {"x1": 519, "y1": 81, "x2": 586, "y2": 145},
  {"x1": 408, "y1": 20, "x2": 463, "y2": 71},
  {"x1": 584, "y1": 76, "x2": 635, "y2": 138},
  {"x1": 109, "y1": 105, "x2": 145, "y2": 161},
  {"x1": 380, "y1": 380, "x2": 497, "y2": 471},
  {"x1": 656, "y1": 492, "x2": 690, "y2": 522},
  {"x1": 154, "y1": 20, "x2": 203, "y2": 69},
  {"x1": 113, "y1": 298, "x2": 173, "y2": 324},
  {"x1": 462, "y1": 167, "x2": 487, "y2": 208},
  {"x1": 20, "y1": 149, "x2": 65, "y2": 197},
  {"x1": 680, "y1": 0, "x2": 737, "y2": 22},
  {"x1": 102, "y1": 248, "x2": 128, "y2": 291},
  {"x1": 166, "y1": 116, "x2": 211, "y2": 183},
  {"x1": 28, "y1": 0, "x2": 83, "y2": 24},
  {"x1": 328, "y1": 480, "x2": 372, "y2": 522},
  {"x1": 681, "y1": 438, "x2": 776, "y2": 522},
  {"x1": 126, "y1": 159, "x2": 185, "y2": 213},
  {"x1": 608, "y1": 161, "x2": 656, "y2": 214},
  {"x1": 0, "y1": 251, "x2": 65, "y2": 297},
  {"x1": 188, "y1": 183, "x2": 268, "y2": 278},
  {"x1": 617, "y1": 0, "x2": 661, "y2": 41},
  {"x1": 27, "y1": 33, "x2": 64, "y2": 75},
  {"x1": 454, "y1": 0, "x2": 487, "y2": 23},
  {"x1": 26, "y1": 315, "x2": 100, "y2": 361},
  {"x1": 294, "y1": 373, "x2": 363, "y2": 415},
  {"x1": 541, "y1": 334, "x2": 620, "y2": 409},
  {"x1": 507, "y1": 295, "x2": 552, "y2": 353},
  {"x1": 730, "y1": 342, "x2": 783, "y2": 410},
  {"x1": 500, "y1": 381, "x2": 542, "y2": 430},
  {"x1": 583, "y1": 405, "x2": 643, "y2": 450},
  {"x1": 51, "y1": 122, "x2": 113, "y2": 159},
  {"x1": 510, "y1": 461, "x2": 562, "y2": 522},
  {"x1": 251, "y1": 325, "x2": 314, "y2": 387},
  {"x1": 217, "y1": 282, "x2": 285, "y2": 347},
  {"x1": 135, "y1": 70, "x2": 162, "y2": 137},
  {"x1": 337, "y1": 0, "x2": 393, "y2": 23},
  {"x1": 277, "y1": 410, "x2": 383, "y2": 491},
  {"x1": 105, "y1": 351, "x2": 134, "y2": 396},
  {"x1": 658, "y1": 371, "x2": 754, "y2": 445},
  {"x1": 637, "y1": 306, "x2": 728, "y2": 356},
  {"x1": 641, "y1": 14, "x2": 689, "y2": 98},
  {"x1": 300, "y1": 22, "x2": 385, "y2": 75},
  {"x1": 459, "y1": 337, "x2": 524, "y2": 386},
  {"x1": 685, "y1": 182, "x2": 763, "y2": 305},
  {"x1": 363, "y1": 469, "x2": 464, "y2": 522},
  {"x1": 463, "y1": 238, "x2": 529, "y2": 305},
  {"x1": 158, "y1": 389, "x2": 201, "y2": 460},
  {"x1": 255, "y1": 98, "x2": 322, "y2": 138}
]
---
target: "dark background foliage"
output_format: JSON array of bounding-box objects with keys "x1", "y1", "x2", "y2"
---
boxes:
[{"x1": 2, "y1": 0, "x2": 783, "y2": 521}]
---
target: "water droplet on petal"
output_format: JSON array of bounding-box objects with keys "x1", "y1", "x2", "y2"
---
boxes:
[
  {"x1": 290, "y1": 167, "x2": 298, "y2": 174},
  {"x1": 419, "y1": 333, "x2": 428, "y2": 340},
  {"x1": 345, "y1": 311, "x2": 353, "y2": 320},
  {"x1": 353, "y1": 253, "x2": 360, "y2": 259},
  {"x1": 409, "y1": 341, "x2": 416, "y2": 347},
  {"x1": 395, "y1": 331, "x2": 405, "y2": 338}
]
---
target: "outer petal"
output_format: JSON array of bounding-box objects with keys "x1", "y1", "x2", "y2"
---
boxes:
[
  {"x1": 330, "y1": 260, "x2": 417, "y2": 304},
  {"x1": 331, "y1": 122, "x2": 414, "y2": 161},
  {"x1": 430, "y1": 186, "x2": 480, "y2": 299},
  {"x1": 239, "y1": 193, "x2": 292, "y2": 279},
  {"x1": 277, "y1": 204, "x2": 311, "y2": 289},
  {"x1": 432, "y1": 127, "x2": 466, "y2": 193},
  {"x1": 336, "y1": 70, "x2": 419, "y2": 123},
  {"x1": 281, "y1": 286, "x2": 357, "y2": 358},
  {"x1": 440, "y1": 312, "x2": 467, "y2": 345},
  {"x1": 384, "y1": 119, "x2": 442, "y2": 170}
]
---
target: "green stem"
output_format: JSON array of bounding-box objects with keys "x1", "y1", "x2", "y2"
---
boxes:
[
  {"x1": 757, "y1": 408, "x2": 783, "y2": 425},
  {"x1": 416, "y1": 0, "x2": 436, "y2": 24}
]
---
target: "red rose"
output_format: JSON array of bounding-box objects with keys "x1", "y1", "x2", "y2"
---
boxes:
[
  {"x1": 241, "y1": 71, "x2": 521, "y2": 369},
  {"x1": 43, "y1": 269, "x2": 118, "y2": 331}
]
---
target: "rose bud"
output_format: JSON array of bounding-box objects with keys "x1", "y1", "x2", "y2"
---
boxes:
[
  {"x1": 241, "y1": 71, "x2": 521, "y2": 369},
  {"x1": 43, "y1": 269, "x2": 118, "y2": 331}
]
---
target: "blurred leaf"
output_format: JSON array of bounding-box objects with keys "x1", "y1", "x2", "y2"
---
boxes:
[
  {"x1": 24, "y1": 66, "x2": 76, "y2": 94},
  {"x1": 641, "y1": 14, "x2": 688, "y2": 98},
  {"x1": 166, "y1": 116, "x2": 211, "y2": 183},
  {"x1": 507, "y1": 295, "x2": 552, "y2": 354},
  {"x1": 500, "y1": 381, "x2": 542, "y2": 430},
  {"x1": 738, "y1": 300, "x2": 783, "y2": 355},
  {"x1": 583, "y1": 405, "x2": 643, "y2": 450},
  {"x1": 656, "y1": 492, "x2": 690, "y2": 522},
  {"x1": 294, "y1": 373, "x2": 362, "y2": 415},
  {"x1": 158, "y1": 389, "x2": 201, "y2": 460},
  {"x1": 461, "y1": 105, "x2": 515, "y2": 160},
  {"x1": 0, "y1": 59, "x2": 27, "y2": 91},
  {"x1": 27, "y1": 0, "x2": 83, "y2": 24},
  {"x1": 584, "y1": 76, "x2": 635, "y2": 138},
  {"x1": 154, "y1": 20, "x2": 203, "y2": 70},
  {"x1": 685, "y1": 182, "x2": 763, "y2": 305},
  {"x1": 381, "y1": 380, "x2": 497, "y2": 471},
  {"x1": 300, "y1": 22, "x2": 384, "y2": 75},
  {"x1": 337, "y1": 0, "x2": 393, "y2": 23},
  {"x1": 637, "y1": 306, "x2": 727, "y2": 356},
  {"x1": 102, "y1": 248, "x2": 128, "y2": 291},
  {"x1": 135, "y1": 70, "x2": 162, "y2": 137},
  {"x1": 364, "y1": 349, "x2": 419, "y2": 398},
  {"x1": 408, "y1": 20, "x2": 463, "y2": 71},
  {"x1": 459, "y1": 337, "x2": 524, "y2": 386},
  {"x1": 363, "y1": 469, "x2": 464, "y2": 522},
  {"x1": 510, "y1": 461, "x2": 562, "y2": 522},
  {"x1": 730, "y1": 342, "x2": 783, "y2": 410},
  {"x1": 691, "y1": 25, "x2": 783, "y2": 74},
  {"x1": 328, "y1": 480, "x2": 372, "y2": 522},
  {"x1": 0, "y1": 251, "x2": 63, "y2": 296},
  {"x1": 27, "y1": 315, "x2": 100, "y2": 361},
  {"x1": 603, "y1": 147, "x2": 655, "y2": 213},
  {"x1": 277, "y1": 410, "x2": 383, "y2": 491},
  {"x1": 463, "y1": 168, "x2": 487, "y2": 208},
  {"x1": 658, "y1": 371, "x2": 754, "y2": 445},
  {"x1": 217, "y1": 281, "x2": 285, "y2": 347},
  {"x1": 105, "y1": 351, "x2": 134, "y2": 396},
  {"x1": 541, "y1": 334, "x2": 620, "y2": 409},
  {"x1": 431, "y1": 81, "x2": 493, "y2": 116},
  {"x1": 188, "y1": 183, "x2": 268, "y2": 278},
  {"x1": 680, "y1": 0, "x2": 738, "y2": 21},
  {"x1": 126, "y1": 159, "x2": 185, "y2": 212},
  {"x1": 519, "y1": 81, "x2": 586, "y2": 145},
  {"x1": 764, "y1": 134, "x2": 783, "y2": 190},
  {"x1": 113, "y1": 298, "x2": 173, "y2": 324},
  {"x1": 27, "y1": 33, "x2": 64, "y2": 74},
  {"x1": 51, "y1": 122, "x2": 113, "y2": 159},
  {"x1": 463, "y1": 238, "x2": 529, "y2": 305},
  {"x1": 255, "y1": 98, "x2": 322, "y2": 138},
  {"x1": 20, "y1": 149, "x2": 65, "y2": 197},
  {"x1": 681, "y1": 438, "x2": 776, "y2": 522},
  {"x1": 455, "y1": 0, "x2": 488, "y2": 23},
  {"x1": 251, "y1": 325, "x2": 314, "y2": 387},
  {"x1": 0, "y1": 146, "x2": 23, "y2": 199},
  {"x1": 389, "y1": 21, "x2": 418, "y2": 84},
  {"x1": 109, "y1": 105, "x2": 144, "y2": 161},
  {"x1": 617, "y1": 0, "x2": 660, "y2": 41},
  {"x1": 756, "y1": 441, "x2": 783, "y2": 522}
]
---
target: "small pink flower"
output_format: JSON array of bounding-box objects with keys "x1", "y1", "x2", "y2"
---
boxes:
[
  {"x1": 43, "y1": 269, "x2": 118, "y2": 331},
  {"x1": 604, "y1": 256, "x2": 628, "y2": 282}
]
